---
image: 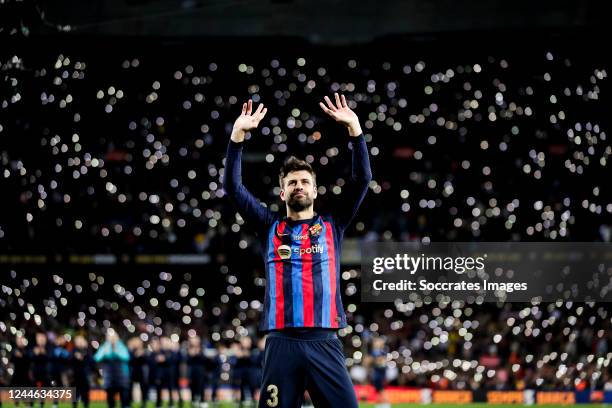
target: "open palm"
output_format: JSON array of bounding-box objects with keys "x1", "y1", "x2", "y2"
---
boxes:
[
  {"x1": 233, "y1": 99, "x2": 268, "y2": 132},
  {"x1": 319, "y1": 93, "x2": 358, "y2": 126}
]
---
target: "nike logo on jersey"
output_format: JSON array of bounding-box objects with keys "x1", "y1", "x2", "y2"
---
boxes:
[{"x1": 276, "y1": 231, "x2": 311, "y2": 241}]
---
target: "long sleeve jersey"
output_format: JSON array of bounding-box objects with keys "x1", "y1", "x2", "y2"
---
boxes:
[
  {"x1": 94, "y1": 341, "x2": 130, "y2": 388},
  {"x1": 223, "y1": 134, "x2": 372, "y2": 332}
]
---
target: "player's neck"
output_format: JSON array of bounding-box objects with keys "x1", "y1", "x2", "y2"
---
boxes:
[{"x1": 286, "y1": 206, "x2": 314, "y2": 221}]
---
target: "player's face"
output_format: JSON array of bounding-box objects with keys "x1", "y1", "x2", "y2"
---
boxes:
[
  {"x1": 281, "y1": 170, "x2": 317, "y2": 212},
  {"x1": 161, "y1": 337, "x2": 171, "y2": 349},
  {"x1": 107, "y1": 331, "x2": 119, "y2": 345},
  {"x1": 240, "y1": 336, "x2": 252, "y2": 349},
  {"x1": 74, "y1": 335, "x2": 87, "y2": 349},
  {"x1": 36, "y1": 333, "x2": 47, "y2": 346},
  {"x1": 188, "y1": 338, "x2": 201, "y2": 351},
  {"x1": 16, "y1": 336, "x2": 27, "y2": 348},
  {"x1": 56, "y1": 336, "x2": 66, "y2": 346}
]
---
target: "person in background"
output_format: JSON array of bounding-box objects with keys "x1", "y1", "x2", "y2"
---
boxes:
[
  {"x1": 30, "y1": 331, "x2": 51, "y2": 408},
  {"x1": 50, "y1": 333, "x2": 71, "y2": 408},
  {"x1": 128, "y1": 337, "x2": 150, "y2": 407},
  {"x1": 170, "y1": 337, "x2": 185, "y2": 408},
  {"x1": 151, "y1": 336, "x2": 173, "y2": 408},
  {"x1": 11, "y1": 334, "x2": 32, "y2": 387},
  {"x1": 237, "y1": 336, "x2": 257, "y2": 406},
  {"x1": 94, "y1": 329, "x2": 131, "y2": 408},
  {"x1": 229, "y1": 341, "x2": 241, "y2": 404},
  {"x1": 70, "y1": 335, "x2": 94, "y2": 408},
  {"x1": 31, "y1": 332, "x2": 51, "y2": 388},
  {"x1": 186, "y1": 336, "x2": 207, "y2": 408},
  {"x1": 249, "y1": 337, "x2": 266, "y2": 404},
  {"x1": 208, "y1": 343, "x2": 225, "y2": 406},
  {"x1": 148, "y1": 337, "x2": 162, "y2": 408},
  {"x1": 202, "y1": 340, "x2": 219, "y2": 406},
  {"x1": 9, "y1": 334, "x2": 32, "y2": 408},
  {"x1": 368, "y1": 337, "x2": 390, "y2": 408}
]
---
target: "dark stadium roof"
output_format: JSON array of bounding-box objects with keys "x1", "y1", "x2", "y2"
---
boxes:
[{"x1": 2, "y1": 0, "x2": 607, "y2": 43}]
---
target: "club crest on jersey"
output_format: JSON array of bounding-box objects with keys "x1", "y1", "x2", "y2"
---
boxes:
[
  {"x1": 277, "y1": 245, "x2": 291, "y2": 259},
  {"x1": 309, "y1": 223, "x2": 322, "y2": 237}
]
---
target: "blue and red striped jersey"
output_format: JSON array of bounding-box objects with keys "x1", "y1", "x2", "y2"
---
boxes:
[{"x1": 223, "y1": 134, "x2": 372, "y2": 332}]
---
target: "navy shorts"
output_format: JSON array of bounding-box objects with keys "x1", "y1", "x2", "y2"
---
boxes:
[
  {"x1": 373, "y1": 369, "x2": 385, "y2": 392},
  {"x1": 258, "y1": 329, "x2": 358, "y2": 408}
]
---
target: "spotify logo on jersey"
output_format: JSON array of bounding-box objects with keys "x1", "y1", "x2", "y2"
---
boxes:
[
  {"x1": 277, "y1": 245, "x2": 291, "y2": 259},
  {"x1": 277, "y1": 244, "x2": 324, "y2": 259}
]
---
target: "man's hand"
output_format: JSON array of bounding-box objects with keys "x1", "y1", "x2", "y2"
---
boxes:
[
  {"x1": 319, "y1": 93, "x2": 363, "y2": 137},
  {"x1": 231, "y1": 99, "x2": 268, "y2": 143}
]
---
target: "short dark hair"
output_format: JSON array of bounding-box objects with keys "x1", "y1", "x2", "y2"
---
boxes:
[{"x1": 279, "y1": 156, "x2": 316, "y2": 187}]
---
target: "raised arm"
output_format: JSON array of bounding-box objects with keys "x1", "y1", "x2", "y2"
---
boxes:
[
  {"x1": 223, "y1": 100, "x2": 275, "y2": 230},
  {"x1": 320, "y1": 93, "x2": 373, "y2": 231},
  {"x1": 93, "y1": 342, "x2": 111, "y2": 362},
  {"x1": 114, "y1": 341, "x2": 130, "y2": 362}
]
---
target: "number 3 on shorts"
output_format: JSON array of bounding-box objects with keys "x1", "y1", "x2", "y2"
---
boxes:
[{"x1": 266, "y1": 384, "x2": 279, "y2": 407}]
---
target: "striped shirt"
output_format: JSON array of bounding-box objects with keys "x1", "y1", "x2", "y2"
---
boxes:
[{"x1": 223, "y1": 134, "x2": 372, "y2": 332}]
